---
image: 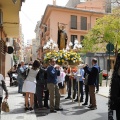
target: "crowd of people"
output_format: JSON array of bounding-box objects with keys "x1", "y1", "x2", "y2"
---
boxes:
[{"x1": 0, "y1": 57, "x2": 101, "y2": 114}]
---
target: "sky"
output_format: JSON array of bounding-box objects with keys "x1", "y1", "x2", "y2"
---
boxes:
[{"x1": 20, "y1": 0, "x2": 69, "y2": 42}]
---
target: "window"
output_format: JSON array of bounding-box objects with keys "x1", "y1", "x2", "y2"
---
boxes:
[
  {"x1": 71, "y1": 35, "x2": 77, "y2": 47},
  {"x1": 41, "y1": 32, "x2": 43, "y2": 37},
  {"x1": 81, "y1": 16, "x2": 87, "y2": 30},
  {"x1": 80, "y1": 36, "x2": 84, "y2": 41},
  {"x1": 80, "y1": 35, "x2": 84, "y2": 47},
  {"x1": 44, "y1": 26, "x2": 47, "y2": 32},
  {"x1": 71, "y1": 15, "x2": 77, "y2": 29}
]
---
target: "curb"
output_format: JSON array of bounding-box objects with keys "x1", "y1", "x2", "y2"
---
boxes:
[{"x1": 97, "y1": 93, "x2": 108, "y2": 98}]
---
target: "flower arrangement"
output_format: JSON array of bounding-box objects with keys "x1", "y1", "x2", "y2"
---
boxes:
[{"x1": 44, "y1": 50, "x2": 82, "y2": 65}]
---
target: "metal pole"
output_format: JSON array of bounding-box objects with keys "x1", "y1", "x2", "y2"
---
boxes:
[
  {"x1": 106, "y1": 42, "x2": 111, "y2": 87},
  {"x1": 0, "y1": 25, "x2": 2, "y2": 73},
  {"x1": 71, "y1": 78, "x2": 73, "y2": 102},
  {"x1": 78, "y1": 80, "x2": 80, "y2": 106}
]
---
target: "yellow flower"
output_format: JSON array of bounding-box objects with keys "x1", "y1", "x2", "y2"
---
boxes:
[
  {"x1": 62, "y1": 59, "x2": 64, "y2": 62},
  {"x1": 58, "y1": 60, "x2": 61, "y2": 62}
]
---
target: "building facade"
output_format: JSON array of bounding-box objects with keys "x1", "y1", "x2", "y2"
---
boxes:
[
  {"x1": 38, "y1": 5, "x2": 104, "y2": 58},
  {"x1": 0, "y1": 0, "x2": 25, "y2": 77},
  {"x1": 24, "y1": 45, "x2": 32, "y2": 64},
  {"x1": 34, "y1": 21, "x2": 41, "y2": 59},
  {"x1": 32, "y1": 39, "x2": 38, "y2": 61}
]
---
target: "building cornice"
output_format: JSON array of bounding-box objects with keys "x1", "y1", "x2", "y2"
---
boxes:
[{"x1": 40, "y1": 4, "x2": 106, "y2": 27}]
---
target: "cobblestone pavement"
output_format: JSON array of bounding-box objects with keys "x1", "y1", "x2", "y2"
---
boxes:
[{"x1": 0, "y1": 78, "x2": 109, "y2": 120}]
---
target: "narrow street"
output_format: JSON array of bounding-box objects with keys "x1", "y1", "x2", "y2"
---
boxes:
[
  {"x1": 1, "y1": 0, "x2": 120, "y2": 120},
  {"x1": 1, "y1": 78, "x2": 108, "y2": 120}
]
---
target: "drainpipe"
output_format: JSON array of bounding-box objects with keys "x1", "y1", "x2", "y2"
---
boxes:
[
  {"x1": 89, "y1": 13, "x2": 94, "y2": 30},
  {"x1": 0, "y1": 25, "x2": 3, "y2": 74}
]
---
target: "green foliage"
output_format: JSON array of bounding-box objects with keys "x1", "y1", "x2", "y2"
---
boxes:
[
  {"x1": 82, "y1": 8, "x2": 120, "y2": 54},
  {"x1": 13, "y1": 54, "x2": 19, "y2": 63}
]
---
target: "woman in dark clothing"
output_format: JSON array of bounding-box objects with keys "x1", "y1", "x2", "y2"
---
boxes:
[
  {"x1": 82, "y1": 67, "x2": 89, "y2": 105},
  {"x1": 35, "y1": 63, "x2": 49, "y2": 109},
  {"x1": 7, "y1": 64, "x2": 17, "y2": 86},
  {"x1": 43, "y1": 67, "x2": 49, "y2": 108},
  {"x1": 108, "y1": 53, "x2": 120, "y2": 120}
]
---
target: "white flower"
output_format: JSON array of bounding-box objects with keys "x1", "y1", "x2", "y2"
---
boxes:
[
  {"x1": 78, "y1": 44, "x2": 82, "y2": 48},
  {"x1": 49, "y1": 39, "x2": 54, "y2": 44},
  {"x1": 53, "y1": 43, "x2": 57, "y2": 48},
  {"x1": 69, "y1": 42, "x2": 73, "y2": 47},
  {"x1": 74, "y1": 39, "x2": 78, "y2": 44},
  {"x1": 43, "y1": 46, "x2": 46, "y2": 50},
  {"x1": 66, "y1": 46, "x2": 70, "y2": 50}
]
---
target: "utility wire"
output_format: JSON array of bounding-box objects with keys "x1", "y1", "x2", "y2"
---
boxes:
[{"x1": 21, "y1": 10, "x2": 36, "y2": 26}]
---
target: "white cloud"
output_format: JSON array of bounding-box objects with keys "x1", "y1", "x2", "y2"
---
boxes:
[{"x1": 20, "y1": 0, "x2": 68, "y2": 41}]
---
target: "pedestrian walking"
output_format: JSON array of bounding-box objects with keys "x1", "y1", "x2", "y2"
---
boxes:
[
  {"x1": 65, "y1": 66, "x2": 72, "y2": 99},
  {"x1": 17, "y1": 64, "x2": 23, "y2": 93},
  {"x1": 35, "y1": 63, "x2": 47, "y2": 109},
  {"x1": 7, "y1": 64, "x2": 17, "y2": 86},
  {"x1": 57, "y1": 67, "x2": 66, "y2": 95},
  {"x1": 65, "y1": 66, "x2": 77, "y2": 100},
  {"x1": 82, "y1": 65, "x2": 89, "y2": 105},
  {"x1": 22, "y1": 60, "x2": 40, "y2": 111},
  {"x1": 74, "y1": 64, "x2": 84, "y2": 102},
  {"x1": 0, "y1": 74, "x2": 8, "y2": 113},
  {"x1": 17, "y1": 61, "x2": 29, "y2": 93}
]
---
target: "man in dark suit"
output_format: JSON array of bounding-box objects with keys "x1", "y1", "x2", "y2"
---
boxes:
[{"x1": 84, "y1": 58, "x2": 100, "y2": 110}]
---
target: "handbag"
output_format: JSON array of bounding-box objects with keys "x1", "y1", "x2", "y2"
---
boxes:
[{"x1": 2, "y1": 99, "x2": 10, "y2": 112}]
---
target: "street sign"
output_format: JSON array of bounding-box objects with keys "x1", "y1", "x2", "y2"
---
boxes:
[{"x1": 106, "y1": 43, "x2": 114, "y2": 52}]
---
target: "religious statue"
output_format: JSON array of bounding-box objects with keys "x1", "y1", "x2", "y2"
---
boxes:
[{"x1": 57, "y1": 22, "x2": 68, "y2": 50}]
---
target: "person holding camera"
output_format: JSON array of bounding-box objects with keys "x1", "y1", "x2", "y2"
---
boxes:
[
  {"x1": 47, "y1": 58, "x2": 63, "y2": 113},
  {"x1": 84, "y1": 58, "x2": 100, "y2": 110}
]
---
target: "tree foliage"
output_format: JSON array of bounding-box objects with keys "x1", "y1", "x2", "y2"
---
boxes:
[{"x1": 82, "y1": 8, "x2": 120, "y2": 56}]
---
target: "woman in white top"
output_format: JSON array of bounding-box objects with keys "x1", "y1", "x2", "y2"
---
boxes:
[{"x1": 22, "y1": 60, "x2": 40, "y2": 111}]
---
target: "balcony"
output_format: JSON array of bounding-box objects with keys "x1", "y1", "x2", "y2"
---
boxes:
[
  {"x1": 44, "y1": 30, "x2": 50, "y2": 36},
  {"x1": 0, "y1": 0, "x2": 25, "y2": 37},
  {"x1": 69, "y1": 22, "x2": 90, "y2": 33},
  {"x1": 13, "y1": 40, "x2": 21, "y2": 51}
]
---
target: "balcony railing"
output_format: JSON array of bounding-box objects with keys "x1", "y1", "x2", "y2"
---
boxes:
[{"x1": 70, "y1": 22, "x2": 91, "y2": 31}]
